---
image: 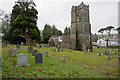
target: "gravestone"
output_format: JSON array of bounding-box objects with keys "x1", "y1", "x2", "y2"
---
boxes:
[
  {"x1": 16, "y1": 53, "x2": 29, "y2": 66},
  {"x1": 36, "y1": 44, "x2": 40, "y2": 49},
  {"x1": 28, "y1": 46, "x2": 33, "y2": 53},
  {"x1": 0, "y1": 56, "x2": 2, "y2": 67},
  {"x1": 45, "y1": 52, "x2": 48, "y2": 56},
  {"x1": 35, "y1": 54, "x2": 43, "y2": 63},
  {"x1": 57, "y1": 46, "x2": 61, "y2": 52},
  {"x1": 87, "y1": 49, "x2": 90, "y2": 54},
  {"x1": 46, "y1": 44, "x2": 49, "y2": 48},
  {"x1": 16, "y1": 44, "x2": 20, "y2": 49},
  {"x1": 61, "y1": 56, "x2": 66, "y2": 61},
  {"x1": 8, "y1": 48, "x2": 18, "y2": 56},
  {"x1": 97, "y1": 53, "x2": 101, "y2": 56},
  {"x1": 53, "y1": 47, "x2": 56, "y2": 52},
  {"x1": 85, "y1": 50, "x2": 87, "y2": 54},
  {"x1": 21, "y1": 42, "x2": 24, "y2": 46},
  {"x1": 2, "y1": 40, "x2": 7, "y2": 48},
  {"x1": 32, "y1": 49, "x2": 38, "y2": 56}
]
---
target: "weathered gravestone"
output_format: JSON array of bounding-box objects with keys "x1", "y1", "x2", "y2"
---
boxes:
[
  {"x1": 8, "y1": 48, "x2": 18, "y2": 56},
  {"x1": 21, "y1": 42, "x2": 24, "y2": 46},
  {"x1": 2, "y1": 40, "x2": 7, "y2": 48},
  {"x1": 35, "y1": 54, "x2": 43, "y2": 63},
  {"x1": 46, "y1": 44, "x2": 49, "y2": 48},
  {"x1": 32, "y1": 49, "x2": 38, "y2": 56},
  {"x1": 36, "y1": 44, "x2": 40, "y2": 49},
  {"x1": 61, "y1": 56, "x2": 66, "y2": 62},
  {"x1": 16, "y1": 53, "x2": 30, "y2": 66},
  {"x1": 0, "y1": 56, "x2": 2, "y2": 67},
  {"x1": 16, "y1": 44, "x2": 20, "y2": 49},
  {"x1": 45, "y1": 52, "x2": 48, "y2": 56},
  {"x1": 87, "y1": 49, "x2": 90, "y2": 54},
  {"x1": 28, "y1": 46, "x2": 33, "y2": 53},
  {"x1": 53, "y1": 47, "x2": 56, "y2": 52},
  {"x1": 57, "y1": 46, "x2": 60, "y2": 52}
]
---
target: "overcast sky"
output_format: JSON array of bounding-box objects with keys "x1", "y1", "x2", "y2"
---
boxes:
[{"x1": 0, "y1": 0, "x2": 119, "y2": 34}]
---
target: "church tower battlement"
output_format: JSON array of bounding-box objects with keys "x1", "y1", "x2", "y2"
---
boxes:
[{"x1": 70, "y1": 2, "x2": 92, "y2": 51}]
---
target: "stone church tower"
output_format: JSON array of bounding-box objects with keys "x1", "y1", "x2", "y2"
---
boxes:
[{"x1": 70, "y1": 2, "x2": 92, "y2": 51}]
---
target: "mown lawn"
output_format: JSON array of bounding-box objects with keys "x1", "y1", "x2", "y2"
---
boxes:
[{"x1": 1, "y1": 44, "x2": 119, "y2": 78}]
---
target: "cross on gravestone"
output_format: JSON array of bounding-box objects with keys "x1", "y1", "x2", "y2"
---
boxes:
[
  {"x1": 0, "y1": 56, "x2": 2, "y2": 67},
  {"x1": 61, "y1": 56, "x2": 66, "y2": 62},
  {"x1": 8, "y1": 48, "x2": 18, "y2": 56},
  {"x1": 35, "y1": 54, "x2": 43, "y2": 63},
  {"x1": 28, "y1": 46, "x2": 33, "y2": 53},
  {"x1": 16, "y1": 53, "x2": 30, "y2": 66},
  {"x1": 45, "y1": 52, "x2": 48, "y2": 56},
  {"x1": 16, "y1": 44, "x2": 20, "y2": 49},
  {"x1": 53, "y1": 47, "x2": 56, "y2": 52},
  {"x1": 32, "y1": 49, "x2": 38, "y2": 56}
]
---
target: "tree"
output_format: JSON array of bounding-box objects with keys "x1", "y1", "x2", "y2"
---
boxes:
[
  {"x1": 98, "y1": 28, "x2": 105, "y2": 38},
  {"x1": 51, "y1": 25, "x2": 58, "y2": 36},
  {"x1": 92, "y1": 33, "x2": 98, "y2": 42},
  {"x1": 105, "y1": 26, "x2": 114, "y2": 38},
  {"x1": 7, "y1": 1, "x2": 40, "y2": 45},
  {"x1": 43, "y1": 24, "x2": 52, "y2": 44},
  {"x1": 64, "y1": 26, "x2": 69, "y2": 35},
  {"x1": 116, "y1": 27, "x2": 120, "y2": 33}
]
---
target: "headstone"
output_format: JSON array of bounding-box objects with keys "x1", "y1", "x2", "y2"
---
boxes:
[
  {"x1": 85, "y1": 50, "x2": 87, "y2": 54},
  {"x1": 46, "y1": 44, "x2": 49, "y2": 48},
  {"x1": 45, "y1": 52, "x2": 48, "y2": 56},
  {"x1": 0, "y1": 56, "x2": 2, "y2": 67},
  {"x1": 97, "y1": 53, "x2": 101, "y2": 56},
  {"x1": 32, "y1": 49, "x2": 38, "y2": 56},
  {"x1": 2, "y1": 40, "x2": 7, "y2": 48},
  {"x1": 61, "y1": 56, "x2": 66, "y2": 62},
  {"x1": 16, "y1": 44, "x2": 20, "y2": 49},
  {"x1": 35, "y1": 54, "x2": 43, "y2": 63},
  {"x1": 53, "y1": 47, "x2": 56, "y2": 52},
  {"x1": 57, "y1": 46, "x2": 61, "y2": 52},
  {"x1": 28, "y1": 46, "x2": 33, "y2": 53},
  {"x1": 8, "y1": 48, "x2": 18, "y2": 56},
  {"x1": 21, "y1": 42, "x2": 24, "y2": 46},
  {"x1": 16, "y1": 53, "x2": 29, "y2": 66},
  {"x1": 36, "y1": 44, "x2": 40, "y2": 49},
  {"x1": 87, "y1": 49, "x2": 90, "y2": 54}
]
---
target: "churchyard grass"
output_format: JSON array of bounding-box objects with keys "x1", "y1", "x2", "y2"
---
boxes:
[{"x1": 2, "y1": 44, "x2": 119, "y2": 78}]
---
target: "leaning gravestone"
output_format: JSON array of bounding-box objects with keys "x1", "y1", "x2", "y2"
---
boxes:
[
  {"x1": 61, "y1": 56, "x2": 66, "y2": 62},
  {"x1": 16, "y1": 53, "x2": 30, "y2": 66},
  {"x1": 28, "y1": 46, "x2": 33, "y2": 53},
  {"x1": 53, "y1": 47, "x2": 56, "y2": 52},
  {"x1": 2, "y1": 40, "x2": 7, "y2": 48},
  {"x1": 35, "y1": 54, "x2": 43, "y2": 63},
  {"x1": 45, "y1": 52, "x2": 48, "y2": 56},
  {"x1": 32, "y1": 49, "x2": 38, "y2": 56},
  {"x1": 36, "y1": 44, "x2": 40, "y2": 49},
  {"x1": 0, "y1": 56, "x2": 2, "y2": 67},
  {"x1": 16, "y1": 44, "x2": 20, "y2": 49},
  {"x1": 8, "y1": 48, "x2": 18, "y2": 56}
]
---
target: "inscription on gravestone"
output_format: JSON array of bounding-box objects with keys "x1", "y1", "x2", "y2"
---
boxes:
[
  {"x1": 32, "y1": 49, "x2": 38, "y2": 56},
  {"x1": 35, "y1": 54, "x2": 43, "y2": 63},
  {"x1": 16, "y1": 53, "x2": 29, "y2": 66}
]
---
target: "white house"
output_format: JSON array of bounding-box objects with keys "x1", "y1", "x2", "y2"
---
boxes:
[{"x1": 97, "y1": 38, "x2": 119, "y2": 46}]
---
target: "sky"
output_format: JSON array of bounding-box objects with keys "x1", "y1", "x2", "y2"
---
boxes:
[{"x1": 0, "y1": 0, "x2": 119, "y2": 34}]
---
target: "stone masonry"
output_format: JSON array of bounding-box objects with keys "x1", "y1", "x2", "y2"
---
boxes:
[{"x1": 70, "y1": 2, "x2": 92, "y2": 51}]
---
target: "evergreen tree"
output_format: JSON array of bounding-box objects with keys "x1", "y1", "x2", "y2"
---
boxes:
[
  {"x1": 64, "y1": 26, "x2": 68, "y2": 35},
  {"x1": 5, "y1": 0, "x2": 40, "y2": 45}
]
